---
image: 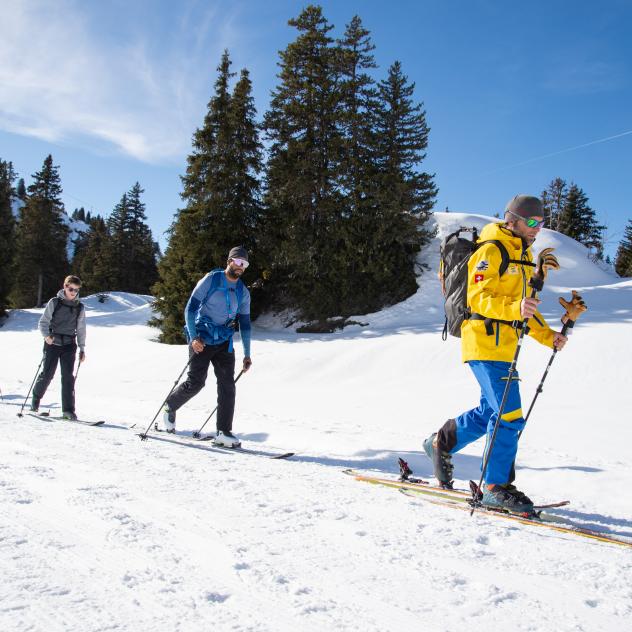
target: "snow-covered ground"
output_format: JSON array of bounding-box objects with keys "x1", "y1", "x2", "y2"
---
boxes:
[{"x1": 1, "y1": 213, "x2": 631, "y2": 632}]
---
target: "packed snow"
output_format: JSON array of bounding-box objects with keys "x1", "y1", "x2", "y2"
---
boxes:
[{"x1": 1, "y1": 213, "x2": 631, "y2": 632}]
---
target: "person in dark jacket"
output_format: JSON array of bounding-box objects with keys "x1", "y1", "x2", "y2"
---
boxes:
[{"x1": 31, "y1": 275, "x2": 86, "y2": 419}]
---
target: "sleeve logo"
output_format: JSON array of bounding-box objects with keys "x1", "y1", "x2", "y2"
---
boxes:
[
  {"x1": 475, "y1": 260, "x2": 489, "y2": 271},
  {"x1": 474, "y1": 273, "x2": 484, "y2": 283}
]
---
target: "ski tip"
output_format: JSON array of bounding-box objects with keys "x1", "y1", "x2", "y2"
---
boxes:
[{"x1": 272, "y1": 452, "x2": 295, "y2": 459}]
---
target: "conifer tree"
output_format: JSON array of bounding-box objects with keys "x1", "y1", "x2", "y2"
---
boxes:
[
  {"x1": 556, "y1": 184, "x2": 605, "y2": 256},
  {"x1": 334, "y1": 16, "x2": 418, "y2": 313},
  {"x1": 16, "y1": 178, "x2": 26, "y2": 200},
  {"x1": 229, "y1": 69, "x2": 264, "y2": 238},
  {"x1": 541, "y1": 177, "x2": 567, "y2": 231},
  {"x1": 11, "y1": 155, "x2": 69, "y2": 307},
  {"x1": 72, "y1": 207, "x2": 87, "y2": 222},
  {"x1": 101, "y1": 193, "x2": 129, "y2": 288},
  {"x1": 262, "y1": 7, "x2": 437, "y2": 320},
  {"x1": 123, "y1": 182, "x2": 159, "y2": 293},
  {"x1": 263, "y1": 5, "x2": 347, "y2": 318},
  {"x1": 614, "y1": 219, "x2": 632, "y2": 277},
  {"x1": 370, "y1": 60, "x2": 437, "y2": 304},
  {"x1": 77, "y1": 216, "x2": 110, "y2": 294},
  {"x1": 152, "y1": 51, "x2": 263, "y2": 343},
  {"x1": 101, "y1": 184, "x2": 158, "y2": 293},
  {"x1": 337, "y1": 15, "x2": 378, "y2": 218},
  {"x1": 0, "y1": 159, "x2": 17, "y2": 315}
]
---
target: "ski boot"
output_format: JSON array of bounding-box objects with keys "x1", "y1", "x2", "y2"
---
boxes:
[
  {"x1": 62, "y1": 411, "x2": 78, "y2": 421},
  {"x1": 213, "y1": 431, "x2": 241, "y2": 448},
  {"x1": 30, "y1": 396, "x2": 40, "y2": 413},
  {"x1": 423, "y1": 432, "x2": 454, "y2": 489},
  {"x1": 481, "y1": 484, "x2": 534, "y2": 515},
  {"x1": 162, "y1": 406, "x2": 176, "y2": 434}
]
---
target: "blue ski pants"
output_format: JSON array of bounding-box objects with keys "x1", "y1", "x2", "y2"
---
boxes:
[{"x1": 450, "y1": 360, "x2": 526, "y2": 485}]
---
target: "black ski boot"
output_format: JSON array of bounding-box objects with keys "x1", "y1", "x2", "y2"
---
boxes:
[
  {"x1": 423, "y1": 432, "x2": 454, "y2": 489},
  {"x1": 30, "y1": 396, "x2": 40, "y2": 412},
  {"x1": 482, "y1": 484, "x2": 534, "y2": 514}
]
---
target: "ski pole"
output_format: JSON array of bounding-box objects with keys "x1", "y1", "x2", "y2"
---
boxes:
[
  {"x1": 506, "y1": 291, "x2": 587, "y2": 485},
  {"x1": 192, "y1": 370, "x2": 245, "y2": 438},
  {"x1": 470, "y1": 248, "x2": 559, "y2": 514},
  {"x1": 17, "y1": 350, "x2": 46, "y2": 418},
  {"x1": 138, "y1": 356, "x2": 194, "y2": 440},
  {"x1": 523, "y1": 291, "x2": 587, "y2": 422}
]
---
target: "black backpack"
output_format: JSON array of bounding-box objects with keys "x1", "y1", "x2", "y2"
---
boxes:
[{"x1": 440, "y1": 227, "x2": 513, "y2": 339}]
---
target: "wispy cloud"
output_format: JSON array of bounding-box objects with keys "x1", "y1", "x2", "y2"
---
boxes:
[
  {"x1": 542, "y1": 55, "x2": 625, "y2": 95},
  {"x1": 0, "y1": 0, "x2": 240, "y2": 163}
]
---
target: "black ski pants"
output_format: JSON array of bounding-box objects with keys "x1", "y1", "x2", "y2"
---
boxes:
[
  {"x1": 166, "y1": 340, "x2": 236, "y2": 433},
  {"x1": 33, "y1": 342, "x2": 77, "y2": 413}
]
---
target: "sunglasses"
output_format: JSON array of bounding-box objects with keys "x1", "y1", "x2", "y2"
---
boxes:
[
  {"x1": 231, "y1": 258, "x2": 249, "y2": 269},
  {"x1": 508, "y1": 211, "x2": 545, "y2": 229},
  {"x1": 65, "y1": 285, "x2": 80, "y2": 293}
]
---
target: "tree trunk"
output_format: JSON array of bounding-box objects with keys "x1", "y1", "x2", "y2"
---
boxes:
[{"x1": 37, "y1": 272, "x2": 43, "y2": 307}]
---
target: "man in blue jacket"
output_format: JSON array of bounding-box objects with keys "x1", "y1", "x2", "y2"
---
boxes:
[{"x1": 163, "y1": 246, "x2": 252, "y2": 447}]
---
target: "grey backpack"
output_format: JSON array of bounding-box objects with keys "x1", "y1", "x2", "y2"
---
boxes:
[{"x1": 440, "y1": 228, "x2": 511, "y2": 339}]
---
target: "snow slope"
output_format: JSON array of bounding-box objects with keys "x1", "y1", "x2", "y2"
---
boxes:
[{"x1": 1, "y1": 214, "x2": 631, "y2": 632}]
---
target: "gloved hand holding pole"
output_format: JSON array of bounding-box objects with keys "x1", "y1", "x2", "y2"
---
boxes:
[{"x1": 522, "y1": 290, "x2": 587, "y2": 423}]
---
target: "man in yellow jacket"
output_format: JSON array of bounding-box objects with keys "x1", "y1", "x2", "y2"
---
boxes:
[{"x1": 424, "y1": 194, "x2": 567, "y2": 513}]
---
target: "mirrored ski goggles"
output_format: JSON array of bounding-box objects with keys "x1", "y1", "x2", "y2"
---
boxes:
[
  {"x1": 231, "y1": 258, "x2": 249, "y2": 269},
  {"x1": 508, "y1": 210, "x2": 545, "y2": 229}
]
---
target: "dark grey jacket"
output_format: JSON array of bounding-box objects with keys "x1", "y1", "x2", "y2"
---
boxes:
[{"x1": 38, "y1": 290, "x2": 86, "y2": 350}]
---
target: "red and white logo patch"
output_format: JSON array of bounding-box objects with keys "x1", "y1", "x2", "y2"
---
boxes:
[{"x1": 474, "y1": 273, "x2": 484, "y2": 283}]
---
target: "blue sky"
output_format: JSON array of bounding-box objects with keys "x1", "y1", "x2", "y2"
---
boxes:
[{"x1": 1, "y1": 1, "x2": 630, "y2": 259}]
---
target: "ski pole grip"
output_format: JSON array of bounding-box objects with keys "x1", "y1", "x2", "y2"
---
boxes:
[
  {"x1": 530, "y1": 247, "x2": 560, "y2": 292},
  {"x1": 559, "y1": 290, "x2": 587, "y2": 329}
]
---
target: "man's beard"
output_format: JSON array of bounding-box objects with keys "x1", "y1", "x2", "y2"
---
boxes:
[{"x1": 227, "y1": 266, "x2": 242, "y2": 280}]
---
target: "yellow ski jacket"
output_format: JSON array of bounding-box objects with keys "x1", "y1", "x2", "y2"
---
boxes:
[{"x1": 461, "y1": 222, "x2": 555, "y2": 362}]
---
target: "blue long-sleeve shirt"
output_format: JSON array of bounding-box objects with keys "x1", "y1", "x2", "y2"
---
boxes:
[{"x1": 184, "y1": 271, "x2": 251, "y2": 356}]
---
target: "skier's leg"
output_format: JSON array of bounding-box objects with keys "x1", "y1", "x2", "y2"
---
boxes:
[
  {"x1": 470, "y1": 360, "x2": 525, "y2": 485},
  {"x1": 32, "y1": 345, "x2": 61, "y2": 406},
  {"x1": 211, "y1": 342, "x2": 236, "y2": 433},
  {"x1": 440, "y1": 398, "x2": 493, "y2": 455},
  {"x1": 434, "y1": 361, "x2": 494, "y2": 455},
  {"x1": 59, "y1": 343, "x2": 77, "y2": 413},
  {"x1": 166, "y1": 345, "x2": 213, "y2": 411}
]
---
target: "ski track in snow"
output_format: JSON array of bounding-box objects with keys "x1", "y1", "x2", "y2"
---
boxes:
[{"x1": 1, "y1": 216, "x2": 632, "y2": 632}]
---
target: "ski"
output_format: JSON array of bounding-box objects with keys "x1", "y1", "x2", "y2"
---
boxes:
[
  {"x1": 27, "y1": 412, "x2": 105, "y2": 426},
  {"x1": 343, "y1": 468, "x2": 569, "y2": 510},
  {"x1": 399, "y1": 488, "x2": 632, "y2": 549},
  {"x1": 26, "y1": 412, "x2": 55, "y2": 423},
  {"x1": 141, "y1": 429, "x2": 294, "y2": 460}
]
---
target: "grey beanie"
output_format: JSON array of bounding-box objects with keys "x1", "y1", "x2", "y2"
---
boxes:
[
  {"x1": 228, "y1": 246, "x2": 249, "y2": 261},
  {"x1": 505, "y1": 194, "x2": 543, "y2": 219}
]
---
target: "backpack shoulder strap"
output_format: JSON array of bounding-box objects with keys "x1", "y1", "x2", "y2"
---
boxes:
[
  {"x1": 51, "y1": 296, "x2": 63, "y2": 317},
  {"x1": 235, "y1": 279, "x2": 244, "y2": 310},
  {"x1": 477, "y1": 239, "x2": 514, "y2": 276},
  {"x1": 202, "y1": 269, "x2": 224, "y2": 305}
]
